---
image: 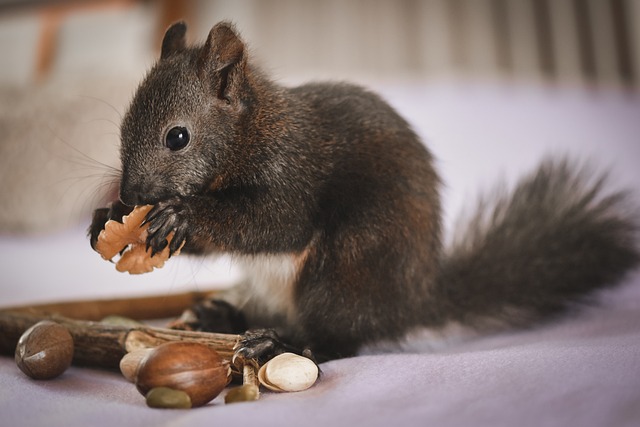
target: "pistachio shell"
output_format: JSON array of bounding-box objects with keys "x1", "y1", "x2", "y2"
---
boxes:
[
  {"x1": 119, "y1": 348, "x2": 154, "y2": 382},
  {"x1": 257, "y1": 363, "x2": 279, "y2": 391},
  {"x1": 258, "y1": 353, "x2": 318, "y2": 392}
]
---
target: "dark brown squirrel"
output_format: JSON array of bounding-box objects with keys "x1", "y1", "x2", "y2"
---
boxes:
[{"x1": 89, "y1": 21, "x2": 639, "y2": 361}]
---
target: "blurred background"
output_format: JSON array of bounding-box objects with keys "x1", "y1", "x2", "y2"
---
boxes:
[
  {"x1": 1, "y1": 0, "x2": 640, "y2": 87},
  {"x1": 0, "y1": 0, "x2": 639, "y2": 233}
]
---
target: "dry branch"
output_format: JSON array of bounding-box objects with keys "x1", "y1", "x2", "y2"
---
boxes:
[
  {"x1": 0, "y1": 309, "x2": 242, "y2": 369},
  {"x1": 6, "y1": 290, "x2": 217, "y2": 321}
]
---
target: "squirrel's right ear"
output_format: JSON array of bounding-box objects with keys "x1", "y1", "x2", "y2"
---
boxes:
[
  {"x1": 198, "y1": 21, "x2": 246, "y2": 103},
  {"x1": 161, "y1": 22, "x2": 187, "y2": 60}
]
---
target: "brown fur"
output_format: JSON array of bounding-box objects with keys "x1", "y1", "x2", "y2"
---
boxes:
[{"x1": 90, "y1": 22, "x2": 639, "y2": 360}]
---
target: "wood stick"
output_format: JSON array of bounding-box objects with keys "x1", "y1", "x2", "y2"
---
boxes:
[
  {"x1": 5, "y1": 290, "x2": 217, "y2": 321},
  {"x1": 0, "y1": 310, "x2": 242, "y2": 369},
  {"x1": 243, "y1": 359, "x2": 260, "y2": 388}
]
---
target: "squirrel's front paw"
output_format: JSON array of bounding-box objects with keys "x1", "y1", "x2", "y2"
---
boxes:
[
  {"x1": 88, "y1": 201, "x2": 133, "y2": 250},
  {"x1": 169, "y1": 299, "x2": 248, "y2": 334},
  {"x1": 144, "y1": 197, "x2": 190, "y2": 256},
  {"x1": 234, "y1": 329, "x2": 290, "y2": 363}
]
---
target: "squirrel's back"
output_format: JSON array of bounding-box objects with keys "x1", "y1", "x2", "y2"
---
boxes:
[
  {"x1": 292, "y1": 82, "x2": 640, "y2": 335},
  {"x1": 283, "y1": 82, "x2": 444, "y2": 353}
]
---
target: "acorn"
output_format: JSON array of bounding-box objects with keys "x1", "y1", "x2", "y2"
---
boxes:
[{"x1": 134, "y1": 341, "x2": 231, "y2": 407}]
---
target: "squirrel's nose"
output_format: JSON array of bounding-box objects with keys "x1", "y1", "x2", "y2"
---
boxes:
[
  {"x1": 119, "y1": 185, "x2": 144, "y2": 207},
  {"x1": 119, "y1": 174, "x2": 153, "y2": 206}
]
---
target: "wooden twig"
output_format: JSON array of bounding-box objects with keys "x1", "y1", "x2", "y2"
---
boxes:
[
  {"x1": 0, "y1": 310, "x2": 242, "y2": 369},
  {"x1": 242, "y1": 359, "x2": 260, "y2": 388},
  {"x1": 5, "y1": 290, "x2": 217, "y2": 321}
]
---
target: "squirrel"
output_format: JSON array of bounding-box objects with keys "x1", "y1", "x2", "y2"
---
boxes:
[{"x1": 89, "y1": 21, "x2": 639, "y2": 361}]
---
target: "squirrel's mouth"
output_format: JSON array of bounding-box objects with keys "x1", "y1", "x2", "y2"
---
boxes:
[{"x1": 119, "y1": 176, "x2": 166, "y2": 207}]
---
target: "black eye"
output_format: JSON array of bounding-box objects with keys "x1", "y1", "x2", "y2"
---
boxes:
[{"x1": 165, "y1": 126, "x2": 190, "y2": 151}]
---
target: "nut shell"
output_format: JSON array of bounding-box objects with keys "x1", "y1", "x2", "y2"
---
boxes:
[
  {"x1": 15, "y1": 320, "x2": 74, "y2": 380},
  {"x1": 258, "y1": 352, "x2": 318, "y2": 392},
  {"x1": 135, "y1": 342, "x2": 231, "y2": 407},
  {"x1": 120, "y1": 348, "x2": 154, "y2": 382}
]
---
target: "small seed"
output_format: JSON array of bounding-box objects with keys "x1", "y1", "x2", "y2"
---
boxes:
[
  {"x1": 225, "y1": 385, "x2": 260, "y2": 404},
  {"x1": 146, "y1": 387, "x2": 192, "y2": 409},
  {"x1": 101, "y1": 315, "x2": 143, "y2": 328},
  {"x1": 15, "y1": 320, "x2": 74, "y2": 380}
]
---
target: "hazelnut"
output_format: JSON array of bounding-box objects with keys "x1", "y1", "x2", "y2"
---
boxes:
[
  {"x1": 135, "y1": 342, "x2": 231, "y2": 407},
  {"x1": 15, "y1": 320, "x2": 74, "y2": 380}
]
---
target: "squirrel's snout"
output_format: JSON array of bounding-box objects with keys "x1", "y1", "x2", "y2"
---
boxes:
[
  {"x1": 119, "y1": 186, "x2": 146, "y2": 207},
  {"x1": 119, "y1": 175, "x2": 157, "y2": 207}
]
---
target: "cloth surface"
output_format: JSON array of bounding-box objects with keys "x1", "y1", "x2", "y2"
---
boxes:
[{"x1": 1, "y1": 82, "x2": 639, "y2": 427}]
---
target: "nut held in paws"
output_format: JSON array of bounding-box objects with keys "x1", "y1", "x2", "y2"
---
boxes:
[{"x1": 94, "y1": 205, "x2": 184, "y2": 274}]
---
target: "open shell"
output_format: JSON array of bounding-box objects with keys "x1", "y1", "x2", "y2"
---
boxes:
[{"x1": 257, "y1": 353, "x2": 318, "y2": 392}]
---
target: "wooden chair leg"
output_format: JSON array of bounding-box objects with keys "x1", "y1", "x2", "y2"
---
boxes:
[{"x1": 35, "y1": 10, "x2": 62, "y2": 82}]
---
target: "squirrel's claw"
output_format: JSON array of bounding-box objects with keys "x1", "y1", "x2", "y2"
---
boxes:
[
  {"x1": 144, "y1": 198, "x2": 189, "y2": 257},
  {"x1": 88, "y1": 201, "x2": 134, "y2": 251},
  {"x1": 88, "y1": 207, "x2": 110, "y2": 251},
  {"x1": 234, "y1": 329, "x2": 306, "y2": 364}
]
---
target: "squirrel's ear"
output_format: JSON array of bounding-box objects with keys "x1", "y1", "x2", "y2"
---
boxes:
[
  {"x1": 161, "y1": 22, "x2": 187, "y2": 60},
  {"x1": 198, "y1": 21, "x2": 246, "y2": 102}
]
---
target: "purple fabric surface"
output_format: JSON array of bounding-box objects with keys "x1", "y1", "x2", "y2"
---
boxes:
[
  {"x1": 1, "y1": 82, "x2": 639, "y2": 427},
  {"x1": 2, "y1": 285, "x2": 640, "y2": 427}
]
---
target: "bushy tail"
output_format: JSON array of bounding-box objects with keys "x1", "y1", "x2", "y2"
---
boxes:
[{"x1": 436, "y1": 158, "x2": 639, "y2": 328}]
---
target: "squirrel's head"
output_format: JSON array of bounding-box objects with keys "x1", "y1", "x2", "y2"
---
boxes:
[{"x1": 119, "y1": 21, "x2": 250, "y2": 206}]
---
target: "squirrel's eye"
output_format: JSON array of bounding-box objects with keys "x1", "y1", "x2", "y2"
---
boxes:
[{"x1": 165, "y1": 126, "x2": 190, "y2": 151}]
